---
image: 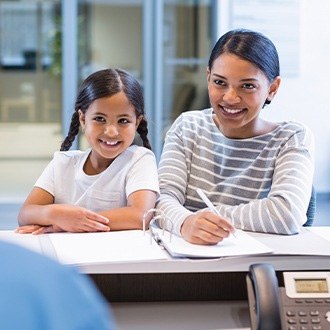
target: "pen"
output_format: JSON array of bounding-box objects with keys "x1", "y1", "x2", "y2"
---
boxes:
[{"x1": 196, "y1": 188, "x2": 237, "y2": 238}]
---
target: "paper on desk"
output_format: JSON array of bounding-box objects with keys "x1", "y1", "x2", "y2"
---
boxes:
[
  {"x1": 0, "y1": 230, "x2": 42, "y2": 254},
  {"x1": 248, "y1": 227, "x2": 330, "y2": 256},
  {"x1": 49, "y1": 230, "x2": 169, "y2": 265},
  {"x1": 152, "y1": 228, "x2": 273, "y2": 258},
  {"x1": 306, "y1": 226, "x2": 330, "y2": 243}
]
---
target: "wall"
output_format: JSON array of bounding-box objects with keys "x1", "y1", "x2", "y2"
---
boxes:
[
  {"x1": 216, "y1": 0, "x2": 330, "y2": 193},
  {"x1": 262, "y1": 0, "x2": 330, "y2": 193},
  {"x1": 89, "y1": 5, "x2": 142, "y2": 76}
]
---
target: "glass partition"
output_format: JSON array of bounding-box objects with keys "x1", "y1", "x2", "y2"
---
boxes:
[
  {"x1": 161, "y1": 0, "x2": 212, "y2": 146},
  {"x1": 0, "y1": 0, "x2": 62, "y2": 201},
  {"x1": 0, "y1": 0, "x2": 213, "y2": 202}
]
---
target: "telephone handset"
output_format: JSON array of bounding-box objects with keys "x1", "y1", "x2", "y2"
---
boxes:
[
  {"x1": 246, "y1": 263, "x2": 330, "y2": 330},
  {"x1": 246, "y1": 263, "x2": 282, "y2": 330}
]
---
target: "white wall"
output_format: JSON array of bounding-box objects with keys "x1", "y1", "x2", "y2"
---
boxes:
[
  {"x1": 90, "y1": 5, "x2": 142, "y2": 76},
  {"x1": 262, "y1": 0, "x2": 330, "y2": 193},
  {"x1": 217, "y1": 0, "x2": 330, "y2": 193}
]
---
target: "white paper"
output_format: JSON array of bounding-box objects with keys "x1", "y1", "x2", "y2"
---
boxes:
[
  {"x1": 307, "y1": 226, "x2": 330, "y2": 243},
  {"x1": 247, "y1": 228, "x2": 330, "y2": 256},
  {"x1": 49, "y1": 230, "x2": 169, "y2": 265},
  {"x1": 152, "y1": 228, "x2": 273, "y2": 258}
]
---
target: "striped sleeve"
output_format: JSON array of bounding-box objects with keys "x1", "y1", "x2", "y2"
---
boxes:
[{"x1": 218, "y1": 125, "x2": 315, "y2": 235}]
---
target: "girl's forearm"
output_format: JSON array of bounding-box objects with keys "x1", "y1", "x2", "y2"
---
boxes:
[
  {"x1": 18, "y1": 204, "x2": 54, "y2": 226},
  {"x1": 99, "y1": 207, "x2": 152, "y2": 231}
]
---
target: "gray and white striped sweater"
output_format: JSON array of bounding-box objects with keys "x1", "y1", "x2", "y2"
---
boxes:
[{"x1": 157, "y1": 108, "x2": 314, "y2": 236}]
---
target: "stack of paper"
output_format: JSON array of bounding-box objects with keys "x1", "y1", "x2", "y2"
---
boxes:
[{"x1": 151, "y1": 227, "x2": 273, "y2": 258}]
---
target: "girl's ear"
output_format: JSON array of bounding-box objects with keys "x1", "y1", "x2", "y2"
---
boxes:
[
  {"x1": 267, "y1": 76, "x2": 281, "y2": 102},
  {"x1": 78, "y1": 110, "x2": 85, "y2": 129},
  {"x1": 135, "y1": 115, "x2": 143, "y2": 129}
]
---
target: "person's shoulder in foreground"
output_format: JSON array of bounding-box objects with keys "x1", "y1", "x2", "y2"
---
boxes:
[{"x1": 0, "y1": 240, "x2": 116, "y2": 330}]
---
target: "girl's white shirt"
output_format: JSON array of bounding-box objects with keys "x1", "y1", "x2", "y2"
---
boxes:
[{"x1": 35, "y1": 145, "x2": 159, "y2": 212}]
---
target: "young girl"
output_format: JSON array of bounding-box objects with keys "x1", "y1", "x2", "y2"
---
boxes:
[
  {"x1": 157, "y1": 29, "x2": 314, "y2": 245},
  {"x1": 17, "y1": 68, "x2": 159, "y2": 234}
]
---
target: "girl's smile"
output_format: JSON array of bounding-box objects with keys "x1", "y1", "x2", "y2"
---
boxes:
[{"x1": 99, "y1": 138, "x2": 121, "y2": 149}]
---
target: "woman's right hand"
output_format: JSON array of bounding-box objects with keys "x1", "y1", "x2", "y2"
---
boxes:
[{"x1": 180, "y1": 211, "x2": 234, "y2": 245}]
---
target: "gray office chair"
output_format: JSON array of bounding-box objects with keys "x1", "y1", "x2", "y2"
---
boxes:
[{"x1": 304, "y1": 186, "x2": 316, "y2": 227}]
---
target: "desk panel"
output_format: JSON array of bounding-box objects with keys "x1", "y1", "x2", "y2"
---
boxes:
[
  {"x1": 111, "y1": 301, "x2": 251, "y2": 330},
  {"x1": 89, "y1": 255, "x2": 330, "y2": 302},
  {"x1": 90, "y1": 272, "x2": 247, "y2": 302}
]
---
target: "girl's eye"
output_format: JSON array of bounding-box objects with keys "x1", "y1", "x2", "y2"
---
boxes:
[
  {"x1": 94, "y1": 116, "x2": 106, "y2": 123},
  {"x1": 119, "y1": 118, "x2": 130, "y2": 124}
]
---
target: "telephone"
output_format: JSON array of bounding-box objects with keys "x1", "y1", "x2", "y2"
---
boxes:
[{"x1": 246, "y1": 263, "x2": 330, "y2": 330}]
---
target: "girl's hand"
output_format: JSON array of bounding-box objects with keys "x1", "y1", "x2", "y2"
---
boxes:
[
  {"x1": 15, "y1": 225, "x2": 44, "y2": 234},
  {"x1": 49, "y1": 204, "x2": 110, "y2": 233},
  {"x1": 15, "y1": 224, "x2": 63, "y2": 235},
  {"x1": 180, "y1": 211, "x2": 234, "y2": 245}
]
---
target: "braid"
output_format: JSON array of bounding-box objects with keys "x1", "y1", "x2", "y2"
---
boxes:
[
  {"x1": 137, "y1": 118, "x2": 152, "y2": 150},
  {"x1": 60, "y1": 112, "x2": 80, "y2": 151}
]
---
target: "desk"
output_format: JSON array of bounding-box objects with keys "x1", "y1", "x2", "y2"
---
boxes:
[
  {"x1": 75, "y1": 229, "x2": 329, "y2": 302},
  {"x1": 111, "y1": 300, "x2": 251, "y2": 330},
  {"x1": 88, "y1": 228, "x2": 330, "y2": 330},
  {"x1": 1, "y1": 227, "x2": 329, "y2": 330}
]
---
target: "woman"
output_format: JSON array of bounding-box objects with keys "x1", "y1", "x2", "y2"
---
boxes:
[{"x1": 157, "y1": 29, "x2": 314, "y2": 245}]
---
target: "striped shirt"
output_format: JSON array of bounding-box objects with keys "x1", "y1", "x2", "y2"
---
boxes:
[{"x1": 156, "y1": 108, "x2": 314, "y2": 236}]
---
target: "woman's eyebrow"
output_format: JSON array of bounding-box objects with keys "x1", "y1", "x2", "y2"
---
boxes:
[
  {"x1": 212, "y1": 73, "x2": 259, "y2": 82},
  {"x1": 212, "y1": 73, "x2": 226, "y2": 79}
]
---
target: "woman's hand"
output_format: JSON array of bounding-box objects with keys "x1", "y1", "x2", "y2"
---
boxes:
[{"x1": 181, "y1": 211, "x2": 234, "y2": 245}]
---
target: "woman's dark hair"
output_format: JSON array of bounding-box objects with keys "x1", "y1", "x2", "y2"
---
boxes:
[
  {"x1": 60, "y1": 68, "x2": 151, "y2": 151},
  {"x1": 208, "y1": 29, "x2": 280, "y2": 86}
]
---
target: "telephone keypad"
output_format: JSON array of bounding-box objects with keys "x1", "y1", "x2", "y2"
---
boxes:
[
  {"x1": 311, "y1": 318, "x2": 321, "y2": 323},
  {"x1": 299, "y1": 311, "x2": 307, "y2": 316},
  {"x1": 287, "y1": 311, "x2": 296, "y2": 316},
  {"x1": 281, "y1": 288, "x2": 330, "y2": 330},
  {"x1": 310, "y1": 311, "x2": 319, "y2": 316},
  {"x1": 288, "y1": 318, "x2": 297, "y2": 324}
]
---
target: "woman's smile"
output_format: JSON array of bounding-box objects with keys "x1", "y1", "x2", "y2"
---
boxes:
[
  {"x1": 221, "y1": 106, "x2": 247, "y2": 117},
  {"x1": 207, "y1": 53, "x2": 280, "y2": 138}
]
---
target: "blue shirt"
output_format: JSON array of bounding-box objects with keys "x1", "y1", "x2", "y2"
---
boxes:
[{"x1": 0, "y1": 240, "x2": 115, "y2": 330}]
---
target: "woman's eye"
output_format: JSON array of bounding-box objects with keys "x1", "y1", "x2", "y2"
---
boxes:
[
  {"x1": 214, "y1": 79, "x2": 225, "y2": 86},
  {"x1": 242, "y1": 83, "x2": 255, "y2": 90}
]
